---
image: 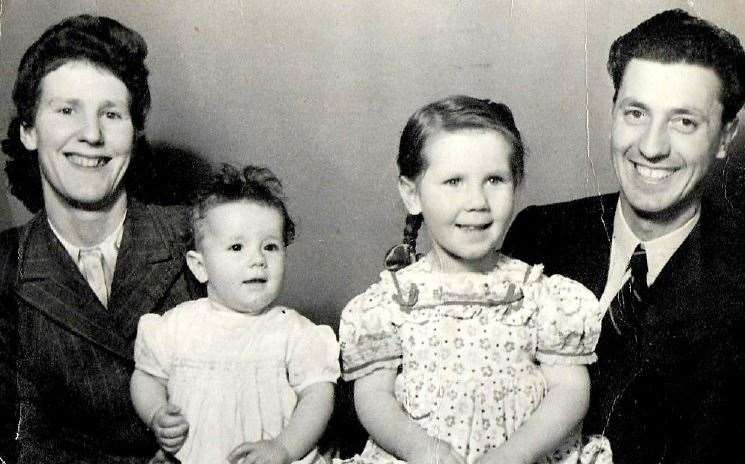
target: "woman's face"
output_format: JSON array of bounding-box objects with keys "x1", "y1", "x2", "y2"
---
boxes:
[{"x1": 20, "y1": 60, "x2": 134, "y2": 209}]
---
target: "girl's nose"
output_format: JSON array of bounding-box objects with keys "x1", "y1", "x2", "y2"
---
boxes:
[
  {"x1": 464, "y1": 185, "x2": 489, "y2": 211},
  {"x1": 638, "y1": 120, "x2": 670, "y2": 160},
  {"x1": 78, "y1": 113, "x2": 104, "y2": 145},
  {"x1": 248, "y1": 249, "x2": 267, "y2": 268}
]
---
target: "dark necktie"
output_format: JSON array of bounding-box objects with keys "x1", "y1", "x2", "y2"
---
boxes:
[{"x1": 609, "y1": 244, "x2": 648, "y2": 335}]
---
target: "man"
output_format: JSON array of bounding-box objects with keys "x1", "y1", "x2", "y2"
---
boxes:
[{"x1": 503, "y1": 9, "x2": 745, "y2": 464}]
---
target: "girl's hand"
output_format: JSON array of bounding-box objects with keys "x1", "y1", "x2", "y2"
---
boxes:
[
  {"x1": 150, "y1": 403, "x2": 189, "y2": 454},
  {"x1": 408, "y1": 437, "x2": 465, "y2": 464},
  {"x1": 474, "y1": 446, "x2": 528, "y2": 464},
  {"x1": 227, "y1": 439, "x2": 292, "y2": 464}
]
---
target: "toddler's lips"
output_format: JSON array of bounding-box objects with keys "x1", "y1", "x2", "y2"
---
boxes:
[
  {"x1": 243, "y1": 278, "x2": 268, "y2": 284},
  {"x1": 65, "y1": 152, "x2": 112, "y2": 168}
]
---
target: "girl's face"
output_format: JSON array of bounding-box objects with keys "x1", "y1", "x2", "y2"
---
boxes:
[
  {"x1": 399, "y1": 129, "x2": 515, "y2": 273},
  {"x1": 20, "y1": 60, "x2": 134, "y2": 209},
  {"x1": 187, "y1": 201, "x2": 286, "y2": 315}
]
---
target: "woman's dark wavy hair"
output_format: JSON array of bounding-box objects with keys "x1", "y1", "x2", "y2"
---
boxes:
[
  {"x1": 385, "y1": 95, "x2": 526, "y2": 271},
  {"x1": 608, "y1": 9, "x2": 745, "y2": 124},
  {"x1": 1, "y1": 14, "x2": 155, "y2": 213},
  {"x1": 191, "y1": 164, "x2": 296, "y2": 247}
]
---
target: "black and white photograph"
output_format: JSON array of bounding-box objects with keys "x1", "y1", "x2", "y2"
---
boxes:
[{"x1": 1, "y1": 1, "x2": 744, "y2": 463}]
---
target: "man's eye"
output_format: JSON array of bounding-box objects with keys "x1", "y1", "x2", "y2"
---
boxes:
[
  {"x1": 671, "y1": 117, "x2": 698, "y2": 133},
  {"x1": 624, "y1": 108, "x2": 645, "y2": 119},
  {"x1": 230, "y1": 244, "x2": 242, "y2": 251}
]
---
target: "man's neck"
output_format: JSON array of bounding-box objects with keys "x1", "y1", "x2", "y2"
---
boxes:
[
  {"x1": 620, "y1": 196, "x2": 700, "y2": 242},
  {"x1": 44, "y1": 189, "x2": 128, "y2": 248}
]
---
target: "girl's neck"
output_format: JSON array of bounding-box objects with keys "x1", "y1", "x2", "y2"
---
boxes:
[
  {"x1": 429, "y1": 246, "x2": 500, "y2": 274},
  {"x1": 44, "y1": 189, "x2": 128, "y2": 248}
]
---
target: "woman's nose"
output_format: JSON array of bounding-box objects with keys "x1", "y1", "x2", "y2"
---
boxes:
[{"x1": 78, "y1": 113, "x2": 104, "y2": 145}]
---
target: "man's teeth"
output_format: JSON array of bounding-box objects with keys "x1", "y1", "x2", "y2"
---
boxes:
[
  {"x1": 635, "y1": 163, "x2": 674, "y2": 180},
  {"x1": 67, "y1": 154, "x2": 109, "y2": 168}
]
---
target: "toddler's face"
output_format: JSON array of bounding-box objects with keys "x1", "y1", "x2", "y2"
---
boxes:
[
  {"x1": 399, "y1": 129, "x2": 515, "y2": 273},
  {"x1": 188, "y1": 201, "x2": 285, "y2": 315}
]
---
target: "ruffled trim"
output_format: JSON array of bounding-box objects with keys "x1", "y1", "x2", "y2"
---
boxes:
[{"x1": 536, "y1": 351, "x2": 598, "y2": 366}]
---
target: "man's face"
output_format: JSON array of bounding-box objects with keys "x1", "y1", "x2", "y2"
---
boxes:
[{"x1": 611, "y1": 59, "x2": 738, "y2": 232}]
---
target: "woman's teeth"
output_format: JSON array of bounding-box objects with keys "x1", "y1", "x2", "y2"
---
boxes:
[{"x1": 66, "y1": 153, "x2": 110, "y2": 168}]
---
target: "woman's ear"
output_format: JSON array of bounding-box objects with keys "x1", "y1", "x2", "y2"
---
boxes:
[
  {"x1": 398, "y1": 176, "x2": 422, "y2": 215},
  {"x1": 19, "y1": 122, "x2": 38, "y2": 151},
  {"x1": 186, "y1": 250, "x2": 209, "y2": 283}
]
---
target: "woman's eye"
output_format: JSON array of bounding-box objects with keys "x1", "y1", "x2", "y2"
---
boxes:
[{"x1": 229, "y1": 244, "x2": 242, "y2": 251}]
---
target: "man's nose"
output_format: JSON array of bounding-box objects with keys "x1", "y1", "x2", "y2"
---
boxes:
[{"x1": 638, "y1": 120, "x2": 670, "y2": 160}]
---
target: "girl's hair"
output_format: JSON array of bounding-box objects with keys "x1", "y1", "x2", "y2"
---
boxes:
[
  {"x1": 2, "y1": 14, "x2": 154, "y2": 213},
  {"x1": 385, "y1": 95, "x2": 525, "y2": 271},
  {"x1": 191, "y1": 163, "x2": 296, "y2": 247}
]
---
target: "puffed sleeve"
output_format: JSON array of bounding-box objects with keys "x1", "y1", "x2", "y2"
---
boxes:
[
  {"x1": 285, "y1": 312, "x2": 341, "y2": 392},
  {"x1": 134, "y1": 311, "x2": 177, "y2": 379},
  {"x1": 339, "y1": 278, "x2": 403, "y2": 381},
  {"x1": 528, "y1": 273, "x2": 603, "y2": 365}
]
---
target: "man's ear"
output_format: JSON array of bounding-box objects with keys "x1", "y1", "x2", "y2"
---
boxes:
[
  {"x1": 19, "y1": 122, "x2": 38, "y2": 151},
  {"x1": 398, "y1": 176, "x2": 422, "y2": 215},
  {"x1": 716, "y1": 117, "x2": 740, "y2": 159},
  {"x1": 186, "y1": 250, "x2": 209, "y2": 283}
]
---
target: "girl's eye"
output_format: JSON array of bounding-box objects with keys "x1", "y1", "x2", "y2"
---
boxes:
[
  {"x1": 264, "y1": 243, "x2": 280, "y2": 252},
  {"x1": 58, "y1": 107, "x2": 73, "y2": 115},
  {"x1": 229, "y1": 244, "x2": 242, "y2": 251},
  {"x1": 487, "y1": 176, "x2": 505, "y2": 184}
]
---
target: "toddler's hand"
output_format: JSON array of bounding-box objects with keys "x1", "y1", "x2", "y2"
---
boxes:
[
  {"x1": 227, "y1": 439, "x2": 291, "y2": 464},
  {"x1": 151, "y1": 403, "x2": 189, "y2": 455},
  {"x1": 408, "y1": 437, "x2": 465, "y2": 464}
]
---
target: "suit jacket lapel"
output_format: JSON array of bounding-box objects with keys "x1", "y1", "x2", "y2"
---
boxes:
[
  {"x1": 15, "y1": 213, "x2": 132, "y2": 360},
  {"x1": 109, "y1": 202, "x2": 189, "y2": 342}
]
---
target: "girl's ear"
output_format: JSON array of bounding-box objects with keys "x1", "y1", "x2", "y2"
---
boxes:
[
  {"x1": 398, "y1": 176, "x2": 422, "y2": 215},
  {"x1": 19, "y1": 123, "x2": 38, "y2": 151},
  {"x1": 186, "y1": 250, "x2": 209, "y2": 283}
]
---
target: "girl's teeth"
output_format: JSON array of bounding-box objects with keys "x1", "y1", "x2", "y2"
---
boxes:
[{"x1": 635, "y1": 164, "x2": 673, "y2": 180}]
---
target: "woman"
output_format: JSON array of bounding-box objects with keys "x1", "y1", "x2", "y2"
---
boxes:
[{"x1": 0, "y1": 14, "x2": 202, "y2": 463}]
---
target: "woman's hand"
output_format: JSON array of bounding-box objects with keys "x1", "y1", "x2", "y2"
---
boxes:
[
  {"x1": 150, "y1": 403, "x2": 189, "y2": 455},
  {"x1": 407, "y1": 437, "x2": 465, "y2": 464},
  {"x1": 227, "y1": 439, "x2": 292, "y2": 464}
]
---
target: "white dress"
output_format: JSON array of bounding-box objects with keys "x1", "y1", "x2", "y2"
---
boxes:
[{"x1": 135, "y1": 298, "x2": 340, "y2": 464}]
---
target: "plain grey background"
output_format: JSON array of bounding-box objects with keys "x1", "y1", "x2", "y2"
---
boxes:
[{"x1": 1, "y1": 0, "x2": 744, "y2": 326}]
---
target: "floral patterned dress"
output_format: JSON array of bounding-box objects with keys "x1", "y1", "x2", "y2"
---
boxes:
[{"x1": 339, "y1": 254, "x2": 611, "y2": 464}]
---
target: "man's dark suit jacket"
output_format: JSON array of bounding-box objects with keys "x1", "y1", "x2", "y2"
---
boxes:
[
  {"x1": 0, "y1": 201, "x2": 203, "y2": 463},
  {"x1": 502, "y1": 192, "x2": 745, "y2": 464}
]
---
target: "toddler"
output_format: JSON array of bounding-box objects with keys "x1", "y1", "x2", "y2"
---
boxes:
[
  {"x1": 339, "y1": 96, "x2": 611, "y2": 464},
  {"x1": 131, "y1": 164, "x2": 340, "y2": 464}
]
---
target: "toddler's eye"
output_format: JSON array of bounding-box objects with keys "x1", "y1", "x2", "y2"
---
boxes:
[
  {"x1": 264, "y1": 243, "x2": 280, "y2": 252},
  {"x1": 229, "y1": 244, "x2": 242, "y2": 251}
]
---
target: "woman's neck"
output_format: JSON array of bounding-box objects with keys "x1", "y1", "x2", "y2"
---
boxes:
[{"x1": 44, "y1": 190, "x2": 128, "y2": 248}]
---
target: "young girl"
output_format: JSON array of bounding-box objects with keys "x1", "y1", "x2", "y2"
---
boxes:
[
  {"x1": 339, "y1": 96, "x2": 611, "y2": 464},
  {"x1": 131, "y1": 164, "x2": 340, "y2": 464}
]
